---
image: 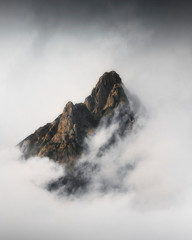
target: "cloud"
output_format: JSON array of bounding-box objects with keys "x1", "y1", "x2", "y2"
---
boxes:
[
  {"x1": 1, "y1": 43, "x2": 192, "y2": 237},
  {"x1": 1, "y1": 123, "x2": 192, "y2": 240},
  {"x1": 1, "y1": 1, "x2": 192, "y2": 238}
]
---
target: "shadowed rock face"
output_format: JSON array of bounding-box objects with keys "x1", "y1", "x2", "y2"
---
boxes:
[
  {"x1": 85, "y1": 71, "x2": 125, "y2": 118},
  {"x1": 19, "y1": 71, "x2": 133, "y2": 165}
]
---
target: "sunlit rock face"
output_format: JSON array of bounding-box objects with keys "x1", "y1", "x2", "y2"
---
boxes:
[{"x1": 19, "y1": 71, "x2": 134, "y2": 165}]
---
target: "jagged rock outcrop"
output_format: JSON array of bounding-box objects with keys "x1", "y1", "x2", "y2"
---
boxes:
[
  {"x1": 84, "y1": 71, "x2": 127, "y2": 118},
  {"x1": 19, "y1": 71, "x2": 133, "y2": 165}
]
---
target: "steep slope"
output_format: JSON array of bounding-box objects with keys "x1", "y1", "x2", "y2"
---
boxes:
[{"x1": 19, "y1": 71, "x2": 133, "y2": 165}]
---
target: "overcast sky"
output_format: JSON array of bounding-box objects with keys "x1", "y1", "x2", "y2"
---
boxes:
[
  {"x1": 1, "y1": 1, "x2": 192, "y2": 239},
  {"x1": 1, "y1": 0, "x2": 192, "y2": 146}
]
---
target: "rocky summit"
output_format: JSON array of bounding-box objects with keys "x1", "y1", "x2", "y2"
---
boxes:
[{"x1": 19, "y1": 71, "x2": 134, "y2": 166}]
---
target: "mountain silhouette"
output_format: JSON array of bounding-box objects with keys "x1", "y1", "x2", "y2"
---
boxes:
[{"x1": 19, "y1": 71, "x2": 134, "y2": 167}]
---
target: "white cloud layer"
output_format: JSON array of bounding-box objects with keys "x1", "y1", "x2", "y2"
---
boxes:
[{"x1": 1, "y1": 22, "x2": 192, "y2": 239}]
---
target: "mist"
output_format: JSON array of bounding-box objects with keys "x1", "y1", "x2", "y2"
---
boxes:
[{"x1": 1, "y1": 1, "x2": 192, "y2": 239}]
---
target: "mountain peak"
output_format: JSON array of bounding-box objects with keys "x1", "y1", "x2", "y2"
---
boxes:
[
  {"x1": 63, "y1": 101, "x2": 75, "y2": 115},
  {"x1": 97, "y1": 71, "x2": 121, "y2": 86},
  {"x1": 19, "y1": 71, "x2": 133, "y2": 164},
  {"x1": 84, "y1": 71, "x2": 126, "y2": 118}
]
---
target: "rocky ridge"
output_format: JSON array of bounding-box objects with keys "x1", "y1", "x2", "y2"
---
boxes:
[{"x1": 19, "y1": 71, "x2": 134, "y2": 166}]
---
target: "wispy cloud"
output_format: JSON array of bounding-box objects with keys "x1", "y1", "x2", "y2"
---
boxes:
[{"x1": 1, "y1": 1, "x2": 192, "y2": 238}]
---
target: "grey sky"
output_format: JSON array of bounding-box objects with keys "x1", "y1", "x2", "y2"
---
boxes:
[
  {"x1": 1, "y1": 0, "x2": 192, "y2": 32},
  {"x1": 1, "y1": 0, "x2": 192, "y2": 145},
  {"x1": 1, "y1": 2, "x2": 192, "y2": 239}
]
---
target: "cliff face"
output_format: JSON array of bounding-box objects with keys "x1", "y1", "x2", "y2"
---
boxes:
[{"x1": 19, "y1": 71, "x2": 133, "y2": 165}]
